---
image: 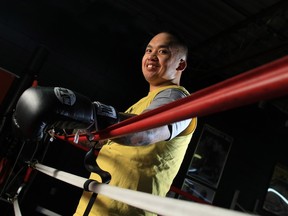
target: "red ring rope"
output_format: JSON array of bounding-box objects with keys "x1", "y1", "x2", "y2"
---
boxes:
[{"x1": 58, "y1": 55, "x2": 288, "y2": 143}]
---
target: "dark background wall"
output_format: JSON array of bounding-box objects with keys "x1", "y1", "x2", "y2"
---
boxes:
[{"x1": 176, "y1": 103, "x2": 288, "y2": 213}]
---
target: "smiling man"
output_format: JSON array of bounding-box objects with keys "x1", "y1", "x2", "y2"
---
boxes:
[{"x1": 74, "y1": 32, "x2": 197, "y2": 216}]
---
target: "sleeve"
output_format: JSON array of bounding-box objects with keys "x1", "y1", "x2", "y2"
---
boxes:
[{"x1": 145, "y1": 88, "x2": 192, "y2": 140}]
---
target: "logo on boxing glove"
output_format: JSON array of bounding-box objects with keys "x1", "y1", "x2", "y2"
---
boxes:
[
  {"x1": 54, "y1": 87, "x2": 76, "y2": 106},
  {"x1": 93, "y1": 101, "x2": 117, "y2": 119}
]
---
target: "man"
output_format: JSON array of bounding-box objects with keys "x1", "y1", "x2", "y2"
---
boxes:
[
  {"x1": 74, "y1": 32, "x2": 197, "y2": 215},
  {"x1": 12, "y1": 31, "x2": 197, "y2": 215}
]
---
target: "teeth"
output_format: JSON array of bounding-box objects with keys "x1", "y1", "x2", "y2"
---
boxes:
[{"x1": 147, "y1": 65, "x2": 153, "y2": 68}]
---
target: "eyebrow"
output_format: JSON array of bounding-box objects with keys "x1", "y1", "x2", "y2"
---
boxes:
[{"x1": 146, "y1": 44, "x2": 170, "y2": 49}]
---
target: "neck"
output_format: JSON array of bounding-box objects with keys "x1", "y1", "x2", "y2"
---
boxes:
[{"x1": 149, "y1": 82, "x2": 179, "y2": 92}]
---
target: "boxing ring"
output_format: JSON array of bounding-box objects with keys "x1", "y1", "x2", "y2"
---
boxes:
[{"x1": 10, "y1": 55, "x2": 288, "y2": 215}]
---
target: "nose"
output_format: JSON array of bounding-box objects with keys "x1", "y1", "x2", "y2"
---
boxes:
[{"x1": 148, "y1": 53, "x2": 157, "y2": 61}]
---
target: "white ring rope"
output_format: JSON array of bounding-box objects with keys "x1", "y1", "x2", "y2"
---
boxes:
[
  {"x1": 34, "y1": 163, "x2": 86, "y2": 188},
  {"x1": 13, "y1": 198, "x2": 22, "y2": 216},
  {"x1": 34, "y1": 163, "x2": 257, "y2": 216}
]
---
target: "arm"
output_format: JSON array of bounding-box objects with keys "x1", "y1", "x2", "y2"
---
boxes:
[
  {"x1": 13, "y1": 87, "x2": 189, "y2": 146},
  {"x1": 111, "y1": 124, "x2": 170, "y2": 146},
  {"x1": 112, "y1": 88, "x2": 190, "y2": 146}
]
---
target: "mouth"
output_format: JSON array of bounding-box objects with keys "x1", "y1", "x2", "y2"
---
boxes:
[
  {"x1": 146, "y1": 63, "x2": 159, "y2": 70},
  {"x1": 147, "y1": 64, "x2": 155, "y2": 69}
]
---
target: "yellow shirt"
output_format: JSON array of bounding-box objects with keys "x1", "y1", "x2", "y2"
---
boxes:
[{"x1": 74, "y1": 85, "x2": 197, "y2": 216}]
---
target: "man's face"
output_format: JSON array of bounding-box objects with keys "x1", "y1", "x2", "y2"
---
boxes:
[{"x1": 142, "y1": 32, "x2": 183, "y2": 86}]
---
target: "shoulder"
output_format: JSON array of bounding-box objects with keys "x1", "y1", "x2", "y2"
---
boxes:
[{"x1": 155, "y1": 86, "x2": 189, "y2": 100}]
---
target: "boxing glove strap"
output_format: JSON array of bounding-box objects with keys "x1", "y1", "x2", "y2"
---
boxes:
[
  {"x1": 93, "y1": 101, "x2": 118, "y2": 119},
  {"x1": 92, "y1": 101, "x2": 119, "y2": 130}
]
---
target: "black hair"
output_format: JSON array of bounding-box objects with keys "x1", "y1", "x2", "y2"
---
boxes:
[{"x1": 153, "y1": 30, "x2": 189, "y2": 59}]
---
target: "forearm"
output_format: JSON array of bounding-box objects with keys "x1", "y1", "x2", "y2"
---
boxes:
[
  {"x1": 112, "y1": 125, "x2": 170, "y2": 146},
  {"x1": 12, "y1": 87, "x2": 171, "y2": 145}
]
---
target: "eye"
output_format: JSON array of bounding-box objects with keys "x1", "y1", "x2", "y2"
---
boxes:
[
  {"x1": 145, "y1": 48, "x2": 152, "y2": 53},
  {"x1": 158, "y1": 49, "x2": 169, "y2": 54}
]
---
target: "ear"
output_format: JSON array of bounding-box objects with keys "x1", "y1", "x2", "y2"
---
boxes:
[{"x1": 176, "y1": 59, "x2": 187, "y2": 71}]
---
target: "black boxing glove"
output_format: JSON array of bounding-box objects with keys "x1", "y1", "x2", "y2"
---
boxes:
[
  {"x1": 92, "y1": 101, "x2": 119, "y2": 130},
  {"x1": 12, "y1": 86, "x2": 120, "y2": 141},
  {"x1": 12, "y1": 86, "x2": 94, "y2": 140}
]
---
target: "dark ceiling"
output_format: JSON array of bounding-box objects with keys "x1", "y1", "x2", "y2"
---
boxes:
[{"x1": 1, "y1": 0, "x2": 288, "y2": 111}]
